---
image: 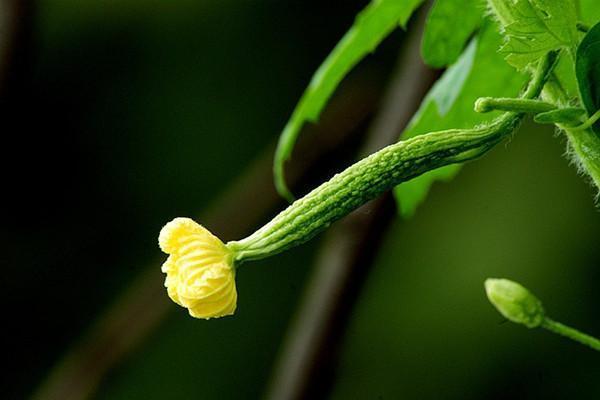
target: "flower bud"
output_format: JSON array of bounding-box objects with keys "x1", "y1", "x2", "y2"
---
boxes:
[
  {"x1": 485, "y1": 278, "x2": 545, "y2": 328},
  {"x1": 159, "y1": 217, "x2": 237, "y2": 319}
]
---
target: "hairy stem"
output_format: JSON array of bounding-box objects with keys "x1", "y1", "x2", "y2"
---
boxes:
[
  {"x1": 568, "y1": 109, "x2": 600, "y2": 131},
  {"x1": 542, "y1": 75, "x2": 600, "y2": 192},
  {"x1": 561, "y1": 126, "x2": 600, "y2": 189},
  {"x1": 474, "y1": 97, "x2": 556, "y2": 114}
]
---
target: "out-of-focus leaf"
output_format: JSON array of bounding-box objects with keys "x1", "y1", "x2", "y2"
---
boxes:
[
  {"x1": 421, "y1": 0, "x2": 483, "y2": 67},
  {"x1": 576, "y1": 21, "x2": 600, "y2": 133},
  {"x1": 273, "y1": 0, "x2": 425, "y2": 200},
  {"x1": 579, "y1": 0, "x2": 600, "y2": 26},
  {"x1": 552, "y1": 51, "x2": 580, "y2": 101},
  {"x1": 425, "y1": 36, "x2": 478, "y2": 116},
  {"x1": 394, "y1": 20, "x2": 527, "y2": 218},
  {"x1": 394, "y1": 39, "x2": 476, "y2": 218},
  {"x1": 487, "y1": 0, "x2": 578, "y2": 70}
]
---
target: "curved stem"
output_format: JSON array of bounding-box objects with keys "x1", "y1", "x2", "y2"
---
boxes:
[
  {"x1": 568, "y1": 109, "x2": 600, "y2": 131},
  {"x1": 542, "y1": 70, "x2": 600, "y2": 191},
  {"x1": 542, "y1": 318, "x2": 600, "y2": 351}
]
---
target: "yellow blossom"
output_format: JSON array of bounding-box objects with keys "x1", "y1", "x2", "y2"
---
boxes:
[{"x1": 158, "y1": 217, "x2": 237, "y2": 319}]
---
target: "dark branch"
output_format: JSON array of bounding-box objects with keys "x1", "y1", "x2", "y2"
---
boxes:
[
  {"x1": 32, "y1": 72, "x2": 382, "y2": 400},
  {"x1": 264, "y1": 5, "x2": 437, "y2": 399}
]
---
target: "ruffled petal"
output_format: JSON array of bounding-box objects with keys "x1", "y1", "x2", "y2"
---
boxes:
[{"x1": 158, "y1": 217, "x2": 237, "y2": 319}]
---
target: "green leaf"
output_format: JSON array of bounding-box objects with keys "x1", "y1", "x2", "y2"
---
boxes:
[
  {"x1": 533, "y1": 107, "x2": 585, "y2": 125},
  {"x1": 579, "y1": 0, "x2": 600, "y2": 26},
  {"x1": 488, "y1": 0, "x2": 579, "y2": 69},
  {"x1": 394, "y1": 20, "x2": 527, "y2": 218},
  {"x1": 576, "y1": 21, "x2": 600, "y2": 133},
  {"x1": 274, "y1": 0, "x2": 425, "y2": 200},
  {"x1": 421, "y1": 0, "x2": 483, "y2": 67},
  {"x1": 551, "y1": 50, "x2": 580, "y2": 100}
]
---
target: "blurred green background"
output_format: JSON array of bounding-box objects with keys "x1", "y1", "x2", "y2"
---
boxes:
[{"x1": 3, "y1": 1, "x2": 599, "y2": 399}]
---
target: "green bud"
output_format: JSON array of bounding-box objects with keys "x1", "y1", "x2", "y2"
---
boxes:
[{"x1": 484, "y1": 278, "x2": 545, "y2": 328}]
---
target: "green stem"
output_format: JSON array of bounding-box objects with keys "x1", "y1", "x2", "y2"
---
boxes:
[
  {"x1": 542, "y1": 74, "x2": 600, "y2": 191},
  {"x1": 474, "y1": 97, "x2": 556, "y2": 114},
  {"x1": 568, "y1": 109, "x2": 600, "y2": 131},
  {"x1": 542, "y1": 318, "x2": 600, "y2": 351},
  {"x1": 561, "y1": 126, "x2": 600, "y2": 189}
]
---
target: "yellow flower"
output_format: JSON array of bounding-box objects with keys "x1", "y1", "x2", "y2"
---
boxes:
[{"x1": 158, "y1": 217, "x2": 237, "y2": 319}]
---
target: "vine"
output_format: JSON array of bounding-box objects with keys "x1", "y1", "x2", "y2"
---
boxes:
[{"x1": 158, "y1": 0, "x2": 600, "y2": 354}]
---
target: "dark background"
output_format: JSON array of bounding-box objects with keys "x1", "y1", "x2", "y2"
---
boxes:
[{"x1": 3, "y1": 1, "x2": 600, "y2": 399}]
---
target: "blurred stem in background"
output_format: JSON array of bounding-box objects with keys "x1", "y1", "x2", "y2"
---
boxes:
[
  {"x1": 265, "y1": 5, "x2": 436, "y2": 399},
  {"x1": 0, "y1": 0, "x2": 32, "y2": 92},
  {"x1": 31, "y1": 3, "x2": 438, "y2": 399},
  {"x1": 32, "y1": 51, "x2": 382, "y2": 400}
]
